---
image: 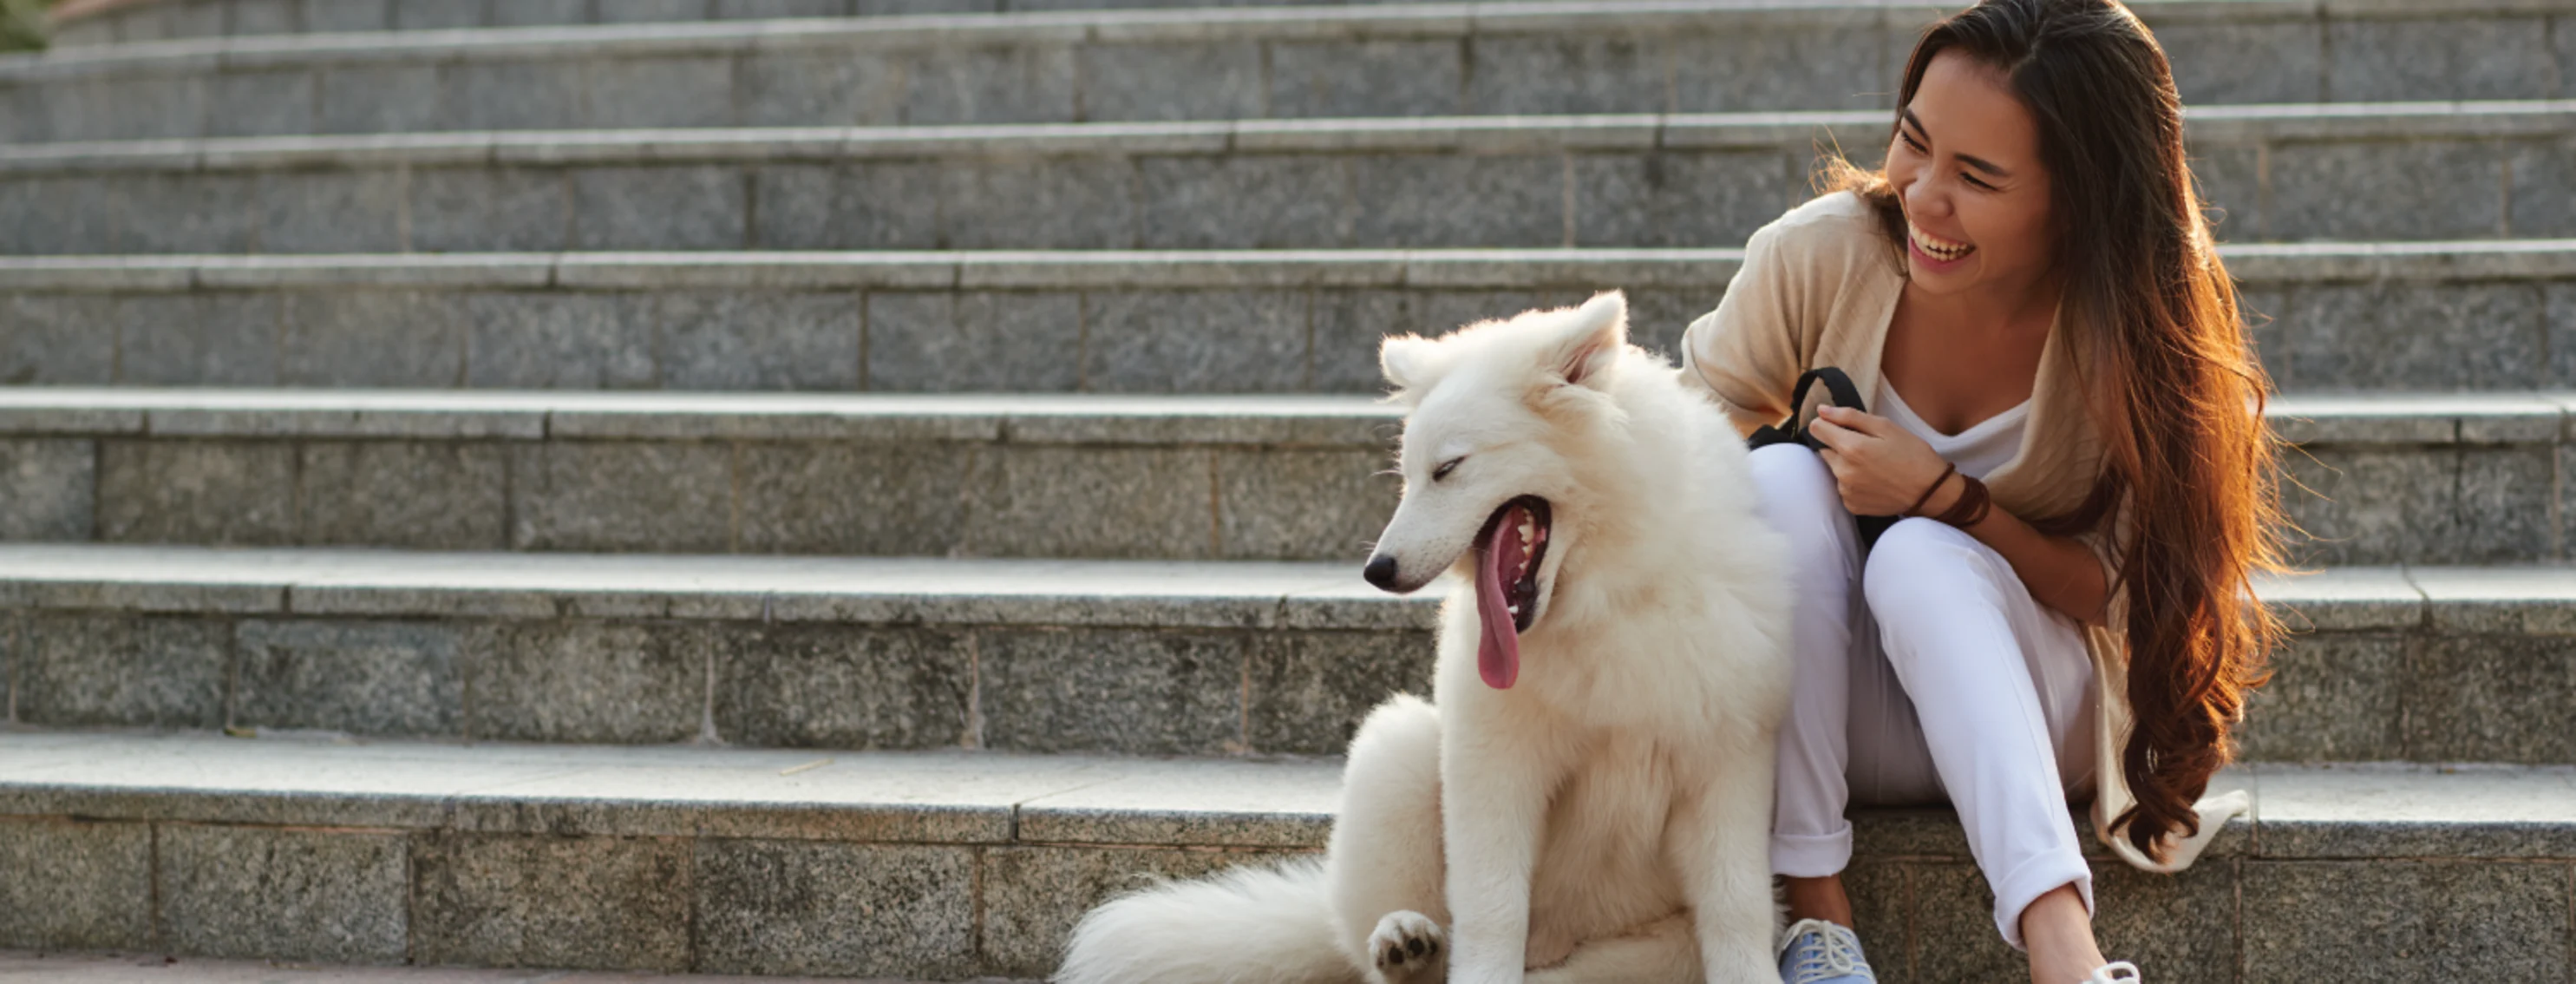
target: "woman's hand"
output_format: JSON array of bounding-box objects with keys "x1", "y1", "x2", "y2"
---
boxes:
[{"x1": 1807, "y1": 404, "x2": 1956, "y2": 516}]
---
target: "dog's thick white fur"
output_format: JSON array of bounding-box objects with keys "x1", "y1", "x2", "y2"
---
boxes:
[{"x1": 1054, "y1": 292, "x2": 1793, "y2": 984}]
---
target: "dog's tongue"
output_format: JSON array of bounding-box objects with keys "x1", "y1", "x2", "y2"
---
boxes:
[{"x1": 1474, "y1": 507, "x2": 1523, "y2": 689}]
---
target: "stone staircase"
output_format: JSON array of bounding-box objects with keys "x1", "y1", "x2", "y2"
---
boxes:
[{"x1": 3, "y1": 0, "x2": 2573, "y2": 981}]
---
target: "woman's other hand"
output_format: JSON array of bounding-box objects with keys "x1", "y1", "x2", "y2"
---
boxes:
[{"x1": 1808, "y1": 404, "x2": 1955, "y2": 516}]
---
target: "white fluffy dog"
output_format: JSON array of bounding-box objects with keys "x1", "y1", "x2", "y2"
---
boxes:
[{"x1": 1054, "y1": 292, "x2": 1793, "y2": 984}]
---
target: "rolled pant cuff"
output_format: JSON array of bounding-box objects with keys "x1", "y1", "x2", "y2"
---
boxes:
[
  {"x1": 1991, "y1": 852, "x2": 2095, "y2": 951},
  {"x1": 1770, "y1": 828, "x2": 1854, "y2": 879}
]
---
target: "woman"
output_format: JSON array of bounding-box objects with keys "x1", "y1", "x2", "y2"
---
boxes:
[{"x1": 1679, "y1": 1, "x2": 2285, "y2": 982}]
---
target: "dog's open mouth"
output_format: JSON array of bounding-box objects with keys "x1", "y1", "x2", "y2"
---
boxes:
[{"x1": 1472, "y1": 495, "x2": 1552, "y2": 690}]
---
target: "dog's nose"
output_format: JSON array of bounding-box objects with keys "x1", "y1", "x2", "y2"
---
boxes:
[{"x1": 1363, "y1": 554, "x2": 1400, "y2": 591}]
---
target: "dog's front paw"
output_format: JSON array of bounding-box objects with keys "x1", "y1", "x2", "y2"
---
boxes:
[{"x1": 1369, "y1": 910, "x2": 1448, "y2": 974}]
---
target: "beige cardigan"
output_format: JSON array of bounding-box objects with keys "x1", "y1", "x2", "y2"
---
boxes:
[{"x1": 1678, "y1": 189, "x2": 2245, "y2": 875}]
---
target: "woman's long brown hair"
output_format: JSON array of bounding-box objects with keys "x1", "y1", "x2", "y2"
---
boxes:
[{"x1": 1819, "y1": 0, "x2": 2286, "y2": 860}]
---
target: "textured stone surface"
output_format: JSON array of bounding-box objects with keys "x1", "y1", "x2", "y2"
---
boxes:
[
  {"x1": 977, "y1": 629, "x2": 1246, "y2": 754},
  {"x1": 2279, "y1": 447, "x2": 2459, "y2": 567},
  {"x1": 1267, "y1": 38, "x2": 1462, "y2": 121},
  {"x1": 0, "y1": 817, "x2": 153, "y2": 951},
  {"x1": 409, "y1": 833, "x2": 692, "y2": 971},
  {"x1": 902, "y1": 45, "x2": 1076, "y2": 126},
  {"x1": 1907, "y1": 858, "x2": 2239, "y2": 982},
  {"x1": 709, "y1": 625, "x2": 971, "y2": 750},
  {"x1": 740, "y1": 53, "x2": 905, "y2": 128},
  {"x1": 2237, "y1": 633, "x2": 2404, "y2": 763},
  {"x1": 209, "y1": 69, "x2": 317, "y2": 139},
  {"x1": 15, "y1": 615, "x2": 231, "y2": 729},
  {"x1": 977, "y1": 845, "x2": 1278, "y2": 978},
  {"x1": 0, "y1": 440, "x2": 95, "y2": 541},
  {"x1": 865, "y1": 291, "x2": 1085, "y2": 391},
  {"x1": 2325, "y1": 16, "x2": 2557, "y2": 103},
  {"x1": 157, "y1": 824, "x2": 409, "y2": 963},
  {"x1": 587, "y1": 56, "x2": 735, "y2": 130},
  {"x1": 2406, "y1": 633, "x2": 2576, "y2": 764},
  {"x1": 1215, "y1": 448, "x2": 1395, "y2": 562},
  {"x1": 507, "y1": 443, "x2": 733, "y2": 552},
  {"x1": 2267, "y1": 141, "x2": 2506, "y2": 242},
  {"x1": 463, "y1": 292, "x2": 657, "y2": 390},
  {"x1": 96, "y1": 441, "x2": 299, "y2": 547},
  {"x1": 1574, "y1": 150, "x2": 1807, "y2": 247},
  {"x1": 258, "y1": 171, "x2": 409, "y2": 254},
  {"x1": 1082, "y1": 289, "x2": 1309, "y2": 392},
  {"x1": 2510, "y1": 137, "x2": 2576, "y2": 239},
  {"x1": 1246, "y1": 630, "x2": 1433, "y2": 755},
  {"x1": 2241, "y1": 860, "x2": 2572, "y2": 981},
  {"x1": 958, "y1": 446, "x2": 1215, "y2": 559},
  {"x1": 467, "y1": 621, "x2": 703, "y2": 743},
  {"x1": 1132, "y1": 156, "x2": 1349, "y2": 251},
  {"x1": 692, "y1": 840, "x2": 976, "y2": 977},
  {"x1": 280, "y1": 292, "x2": 468, "y2": 388},
  {"x1": 441, "y1": 62, "x2": 585, "y2": 132},
  {"x1": 118, "y1": 294, "x2": 284, "y2": 387},
  {"x1": 749, "y1": 162, "x2": 943, "y2": 250},
  {"x1": 2279, "y1": 282, "x2": 2547, "y2": 390},
  {"x1": 2157, "y1": 18, "x2": 2323, "y2": 104},
  {"x1": 297, "y1": 442, "x2": 508, "y2": 550},
  {"x1": 1080, "y1": 42, "x2": 1264, "y2": 123},
  {"x1": 319, "y1": 64, "x2": 444, "y2": 135},
  {"x1": 939, "y1": 159, "x2": 1134, "y2": 250},
  {"x1": 232, "y1": 620, "x2": 468, "y2": 738},
  {"x1": 0, "y1": 293, "x2": 116, "y2": 385},
  {"x1": 572, "y1": 167, "x2": 748, "y2": 251},
  {"x1": 657, "y1": 292, "x2": 861, "y2": 390},
  {"x1": 734, "y1": 443, "x2": 977, "y2": 555},
  {"x1": 409, "y1": 168, "x2": 572, "y2": 254}
]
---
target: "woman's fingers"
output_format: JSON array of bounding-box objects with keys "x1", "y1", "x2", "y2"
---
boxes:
[
  {"x1": 1817, "y1": 404, "x2": 1893, "y2": 436},
  {"x1": 1807, "y1": 417, "x2": 1854, "y2": 449}
]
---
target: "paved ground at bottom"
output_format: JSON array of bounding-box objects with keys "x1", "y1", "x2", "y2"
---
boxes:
[{"x1": 0, "y1": 952, "x2": 1038, "y2": 984}]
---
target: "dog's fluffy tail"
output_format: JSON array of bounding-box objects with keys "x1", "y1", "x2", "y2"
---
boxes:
[{"x1": 1053, "y1": 855, "x2": 1361, "y2": 984}]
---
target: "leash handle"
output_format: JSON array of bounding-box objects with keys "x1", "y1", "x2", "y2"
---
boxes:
[{"x1": 1746, "y1": 366, "x2": 1869, "y2": 451}]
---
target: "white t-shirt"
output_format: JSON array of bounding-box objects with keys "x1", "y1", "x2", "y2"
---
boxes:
[{"x1": 1876, "y1": 378, "x2": 2030, "y2": 481}]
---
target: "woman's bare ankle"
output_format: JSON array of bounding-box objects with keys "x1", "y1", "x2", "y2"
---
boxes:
[
  {"x1": 2019, "y1": 883, "x2": 2105, "y2": 984},
  {"x1": 1782, "y1": 874, "x2": 1856, "y2": 928}
]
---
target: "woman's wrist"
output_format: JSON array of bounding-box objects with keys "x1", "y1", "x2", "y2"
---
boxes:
[{"x1": 1912, "y1": 468, "x2": 1965, "y2": 518}]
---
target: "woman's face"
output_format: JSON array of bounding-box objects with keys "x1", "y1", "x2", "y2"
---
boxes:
[{"x1": 1886, "y1": 48, "x2": 2056, "y2": 296}]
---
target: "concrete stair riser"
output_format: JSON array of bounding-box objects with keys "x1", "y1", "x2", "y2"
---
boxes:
[
  {"x1": 16, "y1": 0, "x2": 2576, "y2": 140},
  {"x1": 0, "y1": 737, "x2": 2570, "y2": 980},
  {"x1": 0, "y1": 391, "x2": 2565, "y2": 565},
  {"x1": 0, "y1": 549, "x2": 2568, "y2": 764},
  {"x1": 4, "y1": 108, "x2": 2572, "y2": 253},
  {"x1": 49, "y1": 0, "x2": 1490, "y2": 49},
  {"x1": 4, "y1": 245, "x2": 2576, "y2": 392}
]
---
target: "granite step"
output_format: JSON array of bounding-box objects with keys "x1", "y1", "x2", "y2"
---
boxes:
[
  {"x1": 0, "y1": 731, "x2": 2571, "y2": 981},
  {"x1": 4, "y1": 104, "x2": 2571, "y2": 254},
  {"x1": 49, "y1": 0, "x2": 1467, "y2": 49},
  {"x1": 5, "y1": 243, "x2": 2575, "y2": 393},
  {"x1": 20, "y1": 0, "x2": 2576, "y2": 142},
  {"x1": 0, "y1": 388, "x2": 2566, "y2": 566},
  {"x1": 0, "y1": 950, "x2": 932, "y2": 984},
  {"x1": 0, "y1": 543, "x2": 2566, "y2": 765}
]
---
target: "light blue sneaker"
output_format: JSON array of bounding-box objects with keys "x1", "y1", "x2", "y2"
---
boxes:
[{"x1": 1776, "y1": 917, "x2": 1876, "y2": 984}]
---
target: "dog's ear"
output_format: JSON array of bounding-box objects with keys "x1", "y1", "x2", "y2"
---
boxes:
[
  {"x1": 1380, "y1": 333, "x2": 1440, "y2": 397},
  {"x1": 1540, "y1": 291, "x2": 1628, "y2": 390}
]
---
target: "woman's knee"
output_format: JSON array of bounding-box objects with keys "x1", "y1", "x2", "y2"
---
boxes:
[
  {"x1": 1861, "y1": 517, "x2": 2005, "y2": 633},
  {"x1": 1747, "y1": 444, "x2": 1854, "y2": 561}
]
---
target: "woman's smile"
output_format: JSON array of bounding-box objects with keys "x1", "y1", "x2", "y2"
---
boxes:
[{"x1": 1908, "y1": 220, "x2": 1977, "y2": 270}]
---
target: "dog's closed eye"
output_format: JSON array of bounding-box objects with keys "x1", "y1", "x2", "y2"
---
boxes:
[{"x1": 1432, "y1": 456, "x2": 1465, "y2": 481}]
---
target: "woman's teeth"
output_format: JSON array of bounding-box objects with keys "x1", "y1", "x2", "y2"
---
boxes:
[{"x1": 1911, "y1": 223, "x2": 1973, "y2": 262}]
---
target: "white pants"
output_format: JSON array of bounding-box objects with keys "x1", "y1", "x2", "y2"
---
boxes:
[{"x1": 1749, "y1": 444, "x2": 2098, "y2": 949}]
